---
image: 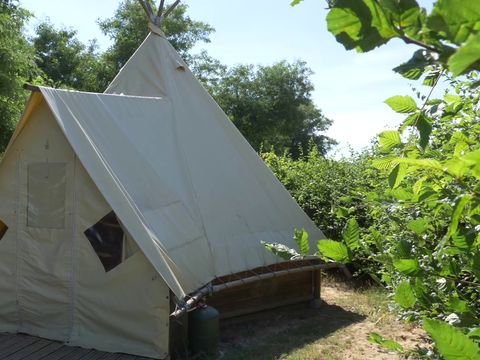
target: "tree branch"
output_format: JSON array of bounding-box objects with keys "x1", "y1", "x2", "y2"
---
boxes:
[{"x1": 399, "y1": 34, "x2": 439, "y2": 53}]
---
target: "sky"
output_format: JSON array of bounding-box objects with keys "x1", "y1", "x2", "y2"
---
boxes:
[{"x1": 20, "y1": 0, "x2": 439, "y2": 156}]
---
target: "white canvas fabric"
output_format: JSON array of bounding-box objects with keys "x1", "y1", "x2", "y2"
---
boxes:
[
  {"x1": 0, "y1": 96, "x2": 169, "y2": 358},
  {"x1": 40, "y1": 85, "x2": 324, "y2": 299}
]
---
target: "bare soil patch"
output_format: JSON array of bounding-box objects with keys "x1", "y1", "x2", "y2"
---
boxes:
[{"x1": 218, "y1": 282, "x2": 429, "y2": 360}]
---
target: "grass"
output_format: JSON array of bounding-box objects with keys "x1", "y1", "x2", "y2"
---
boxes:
[{"x1": 216, "y1": 276, "x2": 427, "y2": 360}]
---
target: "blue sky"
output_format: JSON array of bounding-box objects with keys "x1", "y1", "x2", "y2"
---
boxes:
[{"x1": 20, "y1": 0, "x2": 439, "y2": 156}]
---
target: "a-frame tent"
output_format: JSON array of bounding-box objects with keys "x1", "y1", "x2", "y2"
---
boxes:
[{"x1": 0, "y1": 2, "x2": 325, "y2": 358}]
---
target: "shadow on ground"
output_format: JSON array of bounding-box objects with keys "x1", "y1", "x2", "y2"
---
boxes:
[{"x1": 218, "y1": 301, "x2": 366, "y2": 360}]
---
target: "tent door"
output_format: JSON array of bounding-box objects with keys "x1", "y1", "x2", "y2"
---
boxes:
[{"x1": 16, "y1": 155, "x2": 75, "y2": 341}]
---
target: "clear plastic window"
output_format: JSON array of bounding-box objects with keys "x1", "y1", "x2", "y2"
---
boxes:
[
  {"x1": 0, "y1": 219, "x2": 7, "y2": 240},
  {"x1": 84, "y1": 211, "x2": 124, "y2": 272},
  {"x1": 27, "y1": 163, "x2": 67, "y2": 229}
]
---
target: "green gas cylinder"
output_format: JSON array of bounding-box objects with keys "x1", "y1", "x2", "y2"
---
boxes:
[{"x1": 188, "y1": 303, "x2": 220, "y2": 356}]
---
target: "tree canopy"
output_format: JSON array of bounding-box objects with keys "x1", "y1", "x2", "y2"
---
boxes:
[
  {"x1": 32, "y1": 21, "x2": 103, "y2": 91},
  {"x1": 98, "y1": 0, "x2": 215, "y2": 82},
  {"x1": 212, "y1": 61, "x2": 336, "y2": 157},
  {"x1": 0, "y1": 1, "x2": 38, "y2": 151},
  {"x1": 0, "y1": 0, "x2": 335, "y2": 159}
]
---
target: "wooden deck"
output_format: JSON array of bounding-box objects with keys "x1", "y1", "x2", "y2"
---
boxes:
[{"x1": 0, "y1": 333, "x2": 153, "y2": 360}]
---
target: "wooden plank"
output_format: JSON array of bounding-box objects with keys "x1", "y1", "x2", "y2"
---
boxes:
[
  {"x1": 0, "y1": 336, "x2": 39, "y2": 358},
  {"x1": 38, "y1": 345, "x2": 77, "y2": 360},
  {"x1": 210, "y1": 272, "x2": 312, "y2": 304},
  {"x1": 98, "y1": 353, "x2": 122, "y2": 360},
  {"x1": 217, "y1": 294, "x2": 313, "y2": 319},
  {"x1": 0, "y1": 334, "x2": 22, "y2": 351},
  {"x1": 114, "y1": 355, "x2": 139, "y2": 360},
  {"x1": 21, "y1": 341, "x2": 64, "y2": 360},
  {"x1": 0, "y1": 333, "x2": 13, "y2": 340},
  {"x1": 74, "y1": 349, "x2": 108, "y2": 360},
  {"x1": 4, "y1": 338, "x2": 51, "y2": 360},
  {"x1": 209, "y1": 271, "x2": 314, "y2": 317}
]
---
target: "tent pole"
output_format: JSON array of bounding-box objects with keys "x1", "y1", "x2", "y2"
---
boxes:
[
  {"x1": 157, "y1": 0, "x2": 165, "y2": 17},
  {"x1": 170, "y1": 262, "x2": 348, "y2": 318},
  {"x1": 162, "y1": 0, "x2": 181, "y2": 19}
]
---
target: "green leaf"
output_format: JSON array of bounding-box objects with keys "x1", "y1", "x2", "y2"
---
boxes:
[
  {"x1": 317, "y1": 240, "x2": 350, "y2": 263},
  {"x1": 407, "y1": 218, "x2": 429, "y2": 235},
  {"x1": 379, "y1": 130, "x2": 402, "y2": 153},
  {"x1": 427, "y1": 0, "x2": 480, "y2": 44},
  {"x1": 448, "y1": 296, "x2": 470, "y2": 314},
  {"x1": 395, "y1": 157, "x2": 443, "y2": 170},
  {"x1": 393, "y1": 259, "x2": 421, "y2": 275},
  {"x1": 395, "y1": 281, "x2": 416, "y2": 308},
  {"x1": 395, "y1": 239, "x2": 412, "y2": 258},
  {"x1": 448, "y1": 32, "x2": 480, "y2": 75},
  {"x1": 371, "y1": 157, "x2": 396, "y2": 170},
  {"x1": 384, "y1": 95, "x2": 417, "y2": 113},
  {"x1": 326, "y1": 0, "x2": 397, "y2": 52},
  {"x1": 412, "y1": 176, "x2": 428, "y2": 194},
  {"x1": 423, "y1": 71, "x2": 441, "y2": 86},
  {"x1": 343, "y1": 218, "x2": 360, "y2": 250},
  {"x1": 416, "y1": 115, "x2": 433, "y2": 149},
  {"x1": 262, "y1": 241, "x2": 299, "y2": 261},
  {"x1": 382, "y1": 0, "x2": 421, "y2": 33},
  {"x1": 413, "y1": 278, "x2": 433, "y2": 308},
  {"x1": 423, "y1": 318, "x2": 480, "y2": 360},
  {"x1": 293, "y1": 228, "x2": 310, "y2": 257},
  {"x1": 446, "y1": 195, "x2": 472, "y2": 241},
  {"x1": 451, "y1": 227, "x2": 475, "y2": 251},
  {"x1": 468, "y1": 328, "x2": 480, "y2": 340},
  {"x1": 290, "y1": 0, "x2": 303, "y2": 6},
  {"x1": 368, "y1": 332, "x2": 404, "y2": 352},
  {"x1": 393, "y1": 50, "x2": 431, "y2": 80},
  {"x1": 472, "y1": 252, "x2": 480, "y2": 281},
  {"x1": 388, "y1": 163, "x2": 407, "y2": 189},
  {"x1": 335, "y1": 206, "x2": 349, "y2": 219}
]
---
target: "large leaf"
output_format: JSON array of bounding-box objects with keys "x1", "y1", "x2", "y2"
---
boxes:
[
  {"x1": 384, "y1": 95, "x2": 417, "y2": 113},
  {"x1": 395, "y1": 281, "x2": 416, "y2": 308},
  {"x1": 448, "y1": 32, "x2": 480, "y2": 75},
  {"x1": 317, "y1": 240, "x2": 350, "y2": 263},
  {"x1": 381, "y1": 0, "x2": 420, "y2": 32},
  {"x1": 379, "y1": 130, "x2": 402, "y2": 152},
  {"x1": 393, "y1": 258, "x2": 421, "y2": 275},
  {"x1": 293, "y1": 228, "x2": 310, "y2": 257},
  {"x1": 423, "y1": 318, "x2": 480, "y2": 360},
  {"x1": 326, "y1": 0, "x2": 397, "y2": 52},
  {"x1": 427, "y1": 0, "x2": 480, "y2": 44},
  {"x1": 343, "y1": 218, "x2": 360, "y2": 250},
  {"x1": 388, "y1": 163, "x2": 407, "y2": 189}
]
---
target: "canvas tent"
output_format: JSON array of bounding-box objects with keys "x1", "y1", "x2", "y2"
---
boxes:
[{"x1": 0, "y1": 5, "x2": 325, "y2": 359}]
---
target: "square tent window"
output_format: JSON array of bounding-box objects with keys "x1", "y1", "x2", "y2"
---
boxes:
[
  {"x1": 84, "y1": 211, "x2": 124, "y2": 272},
  {"x1": 27, "y1": 162, "x2": 67, "y2": 229},
  {"x1": 0, "y1": 219, "x2": 7, "y2": 241}
]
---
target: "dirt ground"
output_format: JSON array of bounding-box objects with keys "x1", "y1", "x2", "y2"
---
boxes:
[{"x1": 218, "y1": 281, "x2": 430, "y2": 360}]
